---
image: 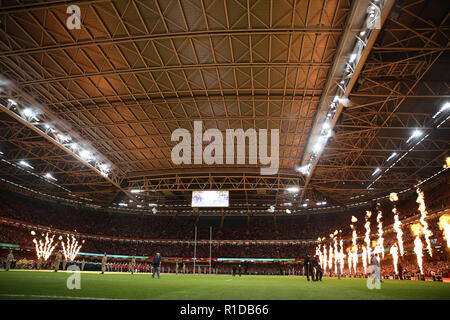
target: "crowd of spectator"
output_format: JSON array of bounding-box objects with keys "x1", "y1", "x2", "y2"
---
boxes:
[
  {"x1": 0, "y1": 177, "x2": 449, "y2": 276},
  {"x1": 1, "y1": 179, "x2": 448, "y2": 242}
]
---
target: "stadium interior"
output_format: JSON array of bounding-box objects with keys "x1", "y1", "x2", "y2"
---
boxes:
[{"x1": 0, "y1": 0, "x2": 449, "y2": 300}]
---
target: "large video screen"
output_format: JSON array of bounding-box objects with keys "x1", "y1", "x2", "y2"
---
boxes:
[{"x1": 192, "y1": 190, "x2": 229, "y2": 207}]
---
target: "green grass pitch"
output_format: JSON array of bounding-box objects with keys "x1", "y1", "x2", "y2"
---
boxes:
[{"x1": 0, "y1": 270, "x2": 449, "y2": 300}]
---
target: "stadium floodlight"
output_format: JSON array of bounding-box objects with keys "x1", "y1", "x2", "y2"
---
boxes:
[
  {"x1": 372, "y1": 168, "x2": 381, "y2": 176},
  {"x1": 148, "y1": 203, "x2": 157, "y2": 207},
  {"x1": 7, "y1": 99, "x2": 17, "y2": 106},
  {"x1": 44, "y1": 173, "x2": 57, "y2": 181},
  {"x1": 407, "y1": 130, "x2": 423, "y2": 143},
  {"x1": 98, "y1": 163, "x2": 110, "y2": 173},
  {"x1": 433, "y1": 102, "x2": 450, "y2": 119},
  {"x1": 296, "y1": 164, "x2": 311, "y2": 175},
  {"x1": 56, "y1": 133, "x2": 71, "y2": 143},
  {"x1": 286, "y1": 186, "x2": 299, "y2": 193},
  {"x1": 152, "y1": 207, "x2": 157, "y2": 214},
  {"x1": 79, "y1": 149, "x2": 93, "y2": 161},
  {"x1": 70, "y1": 143, "x2": 78, "y2": 150},
  {"x1": 267, "y1": 205, "x2": 275, "y2": 213},
  {"x1": 19, "y1": 160, "x2": 33, "y2": 169},
  {"x1": 349, "y1": 53, "x2": 357, "y2": 63},
  {"x1": 22, "y1": 108, "x2": 37, "y2": 119},
  {"x1": 313, "y1": 141, "x2": 323, "y2": 154},
  {"x1": 387, "y1": 152, "x2": 398, "y2": 162},
  {"x1": 118, "y1": 203, "x2": 128, "y2": 207},
  {"x1": 286, "y1": 209, "x2": 291, "y2": 214},
  {"x1": 130, "y1": 189, "x2": 144, "y2": 194},
  {"x1": 322, "y1": 121, "x2": 331, "y2": 131},
  {"x1": 301, "y1": 203, "x2": 308, "y2": 207}
]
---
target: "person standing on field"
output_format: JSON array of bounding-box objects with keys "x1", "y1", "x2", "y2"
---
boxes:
[
  {"x1": 5, "y1": 250, "x2": 14, "y2": 271},
  {"x1": 37, "y1": 257, "x2": 42, "y2": 270},
  {"x1": 101, "y1": 253, "x2": 107, "y2": 274},
  {"x1": 54, "y1": 252, "x2": 62, "y2": 272},
  {"x1": 129, "y1": 256, "x2": 136, "y2": 274},
  {"x1": 312, "y1": 255, "x2": 323, "y2": 281},
  {"x1": 152, "y1": 253, "x2": 162, "y2": 279},
  {"x1": 304, "y1": 255, "x2": 312, "y2": 281},
  {"x1": 81, "y1": 259, "x2": 86, "y2": 271}
]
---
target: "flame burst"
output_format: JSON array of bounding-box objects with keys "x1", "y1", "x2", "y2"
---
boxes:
[
  {"x1": 411, "y1": 223, "x2": 424, "y2": 274},
  {"x1": 333, "y1": 234, "x2": 339, "y2": 274},
  {"x1": 352, "y1": 248, "x2": 358, "y2": 274},
  {"x1": 364, "y1": 210, "x2": 372, "y2": 266},
  {"x1": 390, "y1": 193, "x2": 404, "y2": 256},
  {"x1": 389, "y1": 192, "x2": 398, "y2": 202},
  {"x1": 444, "y1": 157, "x2": 450, "y2": 169},
  {"x1": 376, "y1": 204, "x2": 384, "y2": 258},
  {"x1": 61, "y1": 234, "x2": 83, "y2": 262},
  {"x1": 323, "y1": 246, "x2": 328, "y2": 273},
  {"x1": 347, "y1": 248, "x2": 352, "y2": 274},
  {"x1": 390, "y1": 244, "x2": 399, "y2": 275},
  {"x1": 416, "y1": 189, "x2": 433, "y2": 257},
  {"x1": 32, "y1": 232, "x2": 57, "y2": 261},
  {"x1": 317, "y1": 238, "x2": 324, "y2": 269},
  {"x1": 439, "y1": 214, "x2": 450, "y2": 248},
  {"x1": 316, "y1": 237, "x2": 321, "y2": 260},
  {"x1": 328, "y1": 242, "x2": 333, "y2": 272},
  {"x1": 362, "y1": 247, "x2": 367, "y2": 274},
  {"x1": 339, "y1": 239, "x2": 344, "y2": 274},
  {"x1": 350, "y1": 223, "x2": 358, "y2": 274}
]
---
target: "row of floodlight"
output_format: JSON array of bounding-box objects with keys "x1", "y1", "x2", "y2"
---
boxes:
[
  {"x1": 368, "y1": 102, "x2": 449, "y2": 187},
  {"x1": 3, "y1": 97, "x2": 112, "y2": 179},
  {"x1": 295, "y1": 1, "x2": 386, "y2": 179},
  {"x1": 0, "y1": 154, "x2": 70, "y2": 193}
]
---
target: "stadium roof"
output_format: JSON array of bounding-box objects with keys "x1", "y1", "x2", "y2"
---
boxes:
[{"x1": 0, "y1": 0, "x2": 448, "y2": 215}]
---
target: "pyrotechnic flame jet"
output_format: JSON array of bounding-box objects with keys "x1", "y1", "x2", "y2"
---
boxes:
[
  {"x1": 390, "y1": 244, "x2": 399, "y2": 275},
  {"x1": 316, "y1": 237, "x2": 321, "y2": 259},
  {"x1": 439, "y1": 214, "x2": 450, "y2": 248},
  {"x1": 352, "y1": 247, "x2": 357, "y2": 274},
  {"x1": 362, "y1": 247, "x2": 367, "y2": 274},
  {"x1": 347, "y1": 248, "x2": 352, "y2": 274},
  {"x1": 416, "y1": 188, "x2": 433, "y2": 257},
  {"x1": 364, "y1": 211, "x2": 372, "y2": 266},
  {"x1": 390, "y1": 193, "x2": 404, "y2": 256},
  {"x1": 32, "y1": 232, "x2": 57, "y2": 261},
  {"x1": 61, "y1": 234, "x2": 83, "y2": 261},
  {"x1": 411, "y1": 223, "x2": 424, "y2": 275},
  {"x1": 333, "y1": 233, "x2": 338, "y2": 274},
  {"x1": 350, "y1": 219, "x2": 358, "y2": 273},
  {"x1": 444, "y1": 156, "x2": 450, "y2": 169},
  {"x1": 338, "y1": 230, "x2": 344, "y2": 274},
  {"x1": 328, "y1": 235, "x2": 333, "y2": 273},
  {"x1": 375, "y1": 204, "x2": 384, "y2": 258}
]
